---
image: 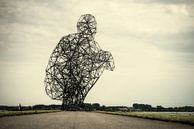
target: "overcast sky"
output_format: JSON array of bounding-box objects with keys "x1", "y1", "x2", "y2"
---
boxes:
[{"x1": 0, "y1": 0, "x2": 194, "y2": 107}]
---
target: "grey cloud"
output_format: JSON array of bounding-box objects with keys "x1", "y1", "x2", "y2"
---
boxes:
[
  {"x1": 150, "y1": 30, "x2": 194, "y2": 63},
  {"x1": 134, "y1": 0, "x2": 194, "y2": 5},
  {"x1": 0, "y1": 0, "x2": 73, "y2": 63},
  {"x1": 0, "y1": 0, "x2": 64, "y2": 26},
  {"x1": 152, "y1": 30, "x2": 194, "y2": 53}
]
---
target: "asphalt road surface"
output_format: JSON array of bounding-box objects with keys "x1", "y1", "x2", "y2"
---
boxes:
[{"x1": 0, "y1": 112, "x2": 193, "y2": 129}]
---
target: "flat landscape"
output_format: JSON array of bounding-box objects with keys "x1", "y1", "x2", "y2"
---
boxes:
[
  {"x1": 100, "y1": 111, "x2": 194, "y2": 125},
  {"x1": 0, "y1": 110, "x2": 61, "y2": 117},
  {"x1": 0, "y1": 111, "x2": 193, "y2": 129}
]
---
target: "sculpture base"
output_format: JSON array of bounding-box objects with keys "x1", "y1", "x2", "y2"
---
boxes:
[
  {"x1": 61, "y1": 104, "x2": 81, "y2": 111},
  {"x1": 61, "y1": 103, "x2": 94, "y2": 111}
]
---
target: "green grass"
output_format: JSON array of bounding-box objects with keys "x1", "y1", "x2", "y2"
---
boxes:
[
  {"x1": 98, "y1": 111, "x2": 194, "y2": 125},
  {"x1": 0, "y1": 110, "x2": 61, "y2": 117}
]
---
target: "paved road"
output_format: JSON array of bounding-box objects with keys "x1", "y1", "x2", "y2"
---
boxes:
[{"x1": 0, "y1": 112, "x2": 193, "y2": 129}]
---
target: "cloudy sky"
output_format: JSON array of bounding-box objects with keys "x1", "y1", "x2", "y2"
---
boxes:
[{"x1": 0, "y1": 0, "x2": 194, "y2": 107}]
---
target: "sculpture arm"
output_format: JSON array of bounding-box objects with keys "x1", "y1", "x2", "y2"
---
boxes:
[{"x1": 94, "y1": 50, "x2": 115, "y2": 71}]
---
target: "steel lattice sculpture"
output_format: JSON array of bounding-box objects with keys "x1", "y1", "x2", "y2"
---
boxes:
[{"x1": 45, "y1": 14, "x2": 115, "y2": 110}]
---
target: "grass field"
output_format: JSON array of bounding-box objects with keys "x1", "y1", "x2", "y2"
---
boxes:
[
  {"x1": 0, "y1": 110, "x2": 61, "y2": 117},
  {"x1": 98, "y1": 111, "x2": 194, "y2": 125}
]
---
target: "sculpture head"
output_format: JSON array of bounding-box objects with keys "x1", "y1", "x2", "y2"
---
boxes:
[{"x1": 77, "y1": 14, "x2": 97, "y2": 38}]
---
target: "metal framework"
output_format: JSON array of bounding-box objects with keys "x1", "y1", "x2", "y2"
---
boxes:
[{"x1": 44, "y1": 14, "x2": 115, "y2": 109}]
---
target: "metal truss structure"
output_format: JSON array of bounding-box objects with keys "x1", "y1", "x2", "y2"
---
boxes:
[{"x1": 45, "y1": 14, "x2": 115, "y2": 109}]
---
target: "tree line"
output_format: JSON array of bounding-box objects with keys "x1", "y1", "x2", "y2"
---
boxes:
[
  {"x1": 132, "y1": 103, "x2": 194, "y2": 112},
  {"x1": 0, "y1": 103, "x2": 194, "y2": 112}
]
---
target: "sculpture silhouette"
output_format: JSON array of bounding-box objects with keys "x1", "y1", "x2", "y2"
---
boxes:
[{"x1": 45, "y1": 14, "x2": 115, "y2": 110}]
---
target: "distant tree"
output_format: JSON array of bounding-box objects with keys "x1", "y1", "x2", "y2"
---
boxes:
[
  {"x1": 133, "y1": 103, "x2": 139, "y2": 109},
  {"x1": 156, "y1": 105, "x2": 165, "y2": 111},
  {"x1": 133, "y1": 103, "x2": 152, "y2": 111},
  {"x1": 18, "y1": 104, "x2": 22, "y2": 111},
  {"x1": 92, "y1": 103, "x2": 100, "y2": 110}
]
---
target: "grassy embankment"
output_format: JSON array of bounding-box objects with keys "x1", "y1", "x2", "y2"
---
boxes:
[
  {"x1": 98, "y1": 111, "x2": 194, "y2": 125},
  {"x1": 0, "y1": 110, "x2": 61, "y2": 117}
]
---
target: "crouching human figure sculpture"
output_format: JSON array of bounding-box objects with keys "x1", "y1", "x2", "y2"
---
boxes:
[{"x1": 45, "y1": 14, "x2": 115, "y2": 110}]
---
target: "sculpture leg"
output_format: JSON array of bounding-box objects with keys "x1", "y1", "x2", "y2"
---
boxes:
[{"x1": 61, "y1": 98, "x2": 65, "y2": 110}]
